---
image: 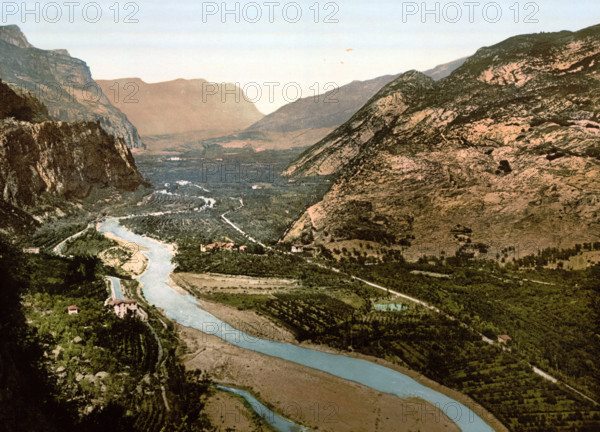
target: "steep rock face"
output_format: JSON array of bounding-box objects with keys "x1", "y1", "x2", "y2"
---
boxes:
[
  {"x1": 0, "y1": 80, "x2": 51, "y2": 123},
  {"x1": 96, "y1": 78, "x2": 264, "y2": 137},
  {"x1": 0, "y1": 81, "x2": 145, "y2": 215},
  {"x1": 0, "y1": 25, "x2": 143, "y2": 149},
  {"x1": 284, "y1": 25, "x2": 600, "y2": 258},
  {"x1": 284, "y1": 71, "x2": 435, "y2": 177}
]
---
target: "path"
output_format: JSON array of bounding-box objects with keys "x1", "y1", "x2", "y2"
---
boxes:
[
  {"x1": 52, "y1": 222, "x2": 95, "y2": 255},
  {"x1": 219, "y1": 199, "x2": 599, "y2": 406}
]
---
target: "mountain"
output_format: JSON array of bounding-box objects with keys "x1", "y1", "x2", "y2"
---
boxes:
[
  {"x1": 0, "y1": 80, "x2": 145, "y2": 232},
  {"x1": 423, "y1": 57, "x2": 468, "y2": 81},
  {"x1": 0, "y1": 25, "x2": 143, "y2": 149},
  {"x1": 197, "y1": 62, "x2": 466, "y2": 153},
  {"x1": 95, "y1": 78, "x2": 263, "y2": 139},
  {"x1": 247, "y1": 59, "x2": 467, "y2": 136},
  {"x1": 283, "y1": 25, "x2": 600, "y2": 259},
  {"x1": 247, "y1": 75, "x2": 401, "y2": 133}
]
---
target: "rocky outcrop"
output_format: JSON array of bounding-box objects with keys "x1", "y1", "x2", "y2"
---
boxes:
[
  {"x1": 0, "y1": 25, "x2": 143, "y2": 149},
  {"x1": 0, "y1": 80, "x2": 51, "y2": 123},
  {"x1": 0, "y1": 81, "x2": 145, "y2": 226},
  {"x1": 284, "y1": 24, "x2": 600, "y2": 258},
  {"x1": 96, "y1": 78, "x2": 264, "y2": 138},
  {"x1": 284, "y1": 71, "x2": 435, "y2": 177}
]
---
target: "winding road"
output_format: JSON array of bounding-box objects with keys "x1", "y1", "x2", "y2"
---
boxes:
[{"x1": 219, "y1": 201, "x2": 600, "y2": 407}]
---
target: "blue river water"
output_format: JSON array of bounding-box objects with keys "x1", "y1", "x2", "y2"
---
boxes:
[
  {"x1": 107, "y1": 276, "x2": 124, "y2": 299},
  {"x1": 216, "y1": 385, "x2": 308, "y2": 432},
  {"x1": 98, "y1": 218, "x2": 495, "y2": 432}
]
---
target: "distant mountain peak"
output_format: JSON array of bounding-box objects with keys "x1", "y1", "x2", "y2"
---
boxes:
[
  {"x1": 0, "y1": 24, "x2": 31, "y2": 49},
  {"x1": 95, "y1": 78, "x2": 263, "y2": 138},
  {"x1": 422, "y1": 57, "x2": 469, "y2": 81}
]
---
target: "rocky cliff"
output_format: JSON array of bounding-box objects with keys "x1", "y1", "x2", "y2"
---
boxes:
[
  {"x1": 284, "y1": 25, "x2": 600, "y2": 259},
  {"x1": 96, "y1": 78, "x2": 264, "y2": 138},
  {"x1": 0, "y1": 25, "x2": 143, "y2": 149},
  {"x1": 0, "y1": 80, "x2": 145, "y2": 231}
]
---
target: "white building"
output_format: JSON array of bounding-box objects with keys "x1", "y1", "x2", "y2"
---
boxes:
[{"x1": 108, "y1": 299, "x2": 147, "y2": 321}]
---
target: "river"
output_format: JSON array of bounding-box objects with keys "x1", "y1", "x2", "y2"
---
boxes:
[{"x1": 98, "y1": 217, "x2": 495, "y2": 432}]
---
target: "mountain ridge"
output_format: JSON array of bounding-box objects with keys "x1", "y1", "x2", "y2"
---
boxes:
[
  {"x1": 96, "y1": 77, "x2": 264, "y2": 139},
  {"x1": 246, "y1": 57, "x2": 467, "y2": 136},
  {"x1": 0, "y1": 25, "x2": 143, "y2": 149},
  {"x1": 283, "y1": 24, "x2": 600, "y2": 259}
]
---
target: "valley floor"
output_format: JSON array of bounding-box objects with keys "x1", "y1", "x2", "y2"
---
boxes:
[
  {"x1": 174, "y1": 273, "x2": 508, "y2": 432},
  {"x1": 178, "y1": 324, "x2": 463, "y2": 432},
  {"x1": 18, "y1": 151, "x2": 599, "y2": 432}
]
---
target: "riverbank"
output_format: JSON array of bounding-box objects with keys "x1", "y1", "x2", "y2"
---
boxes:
[
  {"x1": 204, "y1": 389, "x2": 275, "y2": 431},
  {"x1": 101, "y1": 232, "x2": 149, "y2": 276},
  {"x1": 178, "y1": 324, "x2": 461, "y2": 432},
  {"x1": 97, "y1": 217, "x2": 500, "y2": 432},
  {"x1": 174, "y1": 272, "x2": 509, "y2": 432}
]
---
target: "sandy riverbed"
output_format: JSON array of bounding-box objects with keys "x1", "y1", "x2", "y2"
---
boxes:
[
  {"x1": 179, "y1": 324, "x2": 461, "y2": 432},
  {"x1": 101, "y1": 233, "x2": 149, "y2": 276},
  {"x1": 205, "y1": 389, "x2": 273, "y2": 431},
  {"x1": 173, "y1": 272, "x2": 508, "y2": 432}
]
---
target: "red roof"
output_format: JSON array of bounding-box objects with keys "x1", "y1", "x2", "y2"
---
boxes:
[{"x1": 67, "y1": 305, "x2": 78, "y2": 310}]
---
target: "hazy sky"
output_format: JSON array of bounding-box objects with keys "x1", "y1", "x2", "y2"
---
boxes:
[{"x1": 5, "y1": 0, "x2": 600, "y2": 113}]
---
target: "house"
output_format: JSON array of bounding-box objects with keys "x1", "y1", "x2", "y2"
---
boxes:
[
  {"x1": 497, "y1": 334, "x2": 512, "y2": 344},
  {"x1": 23, "y1": 247, "x2": 40, "y2": 254},
  {"x1": 108, "y1": 299, "x2": 147, "y2": 321},
  {"x1": 67, "y1": 305, "x2": 79, "y2": 315},
  {"x1": 291, "y1": 244, "x2": 304, "y2": 253}
]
